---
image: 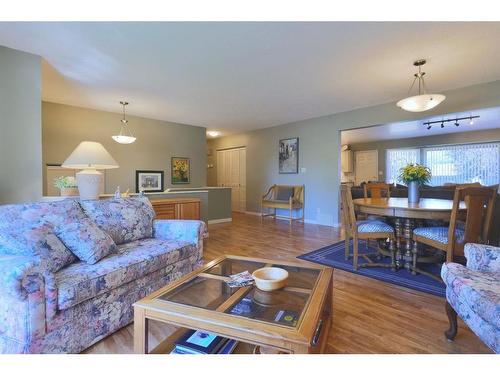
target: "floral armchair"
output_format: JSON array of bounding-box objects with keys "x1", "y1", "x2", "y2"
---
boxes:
[{"x1": 441, "y1": 243, "x2": 499, "y2": 353}]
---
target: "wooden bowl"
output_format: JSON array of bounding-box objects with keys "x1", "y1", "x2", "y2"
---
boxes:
[{"x1": 252, "y1": 267, "x2": 289, "y2": 291}]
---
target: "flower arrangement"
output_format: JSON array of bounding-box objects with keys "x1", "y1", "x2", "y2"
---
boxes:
[
  {"x1": 398, "y1": 163, "x2": 431, "y2": 185},
  {"x1": 53, "y1": 176, "x2": 78, "y2": 189}
]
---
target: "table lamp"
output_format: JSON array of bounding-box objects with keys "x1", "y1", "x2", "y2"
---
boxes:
[{"x1": 62, "y1": 141, "x2": 119, "y2": 200}]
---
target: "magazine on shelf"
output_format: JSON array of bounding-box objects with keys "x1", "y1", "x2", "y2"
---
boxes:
[{"x1": 173, "y1": 330, "x2": 228, "y2": 354}]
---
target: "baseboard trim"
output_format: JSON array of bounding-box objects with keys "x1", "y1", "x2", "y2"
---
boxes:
[
  {"x1": 244, "y1": 210, "x2": 341, "y2": 228},
  {"x1": 208, "y1": 218, "x2": 233, "y2": 224}
]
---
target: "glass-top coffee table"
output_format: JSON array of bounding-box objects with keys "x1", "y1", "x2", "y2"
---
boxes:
[{"x1": 133, "y1": 255, "x2": 333, "y2": 354}]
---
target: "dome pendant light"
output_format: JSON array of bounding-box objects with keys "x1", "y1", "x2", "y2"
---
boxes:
[
  {"x1": 397, "y1": 59, "x2": 445, "y2": 112},
  {"x1": 112, "y1": 101, "x2": 137, "y2": 144}
]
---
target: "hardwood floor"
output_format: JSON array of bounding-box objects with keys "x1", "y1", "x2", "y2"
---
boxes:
[{"x1": 85, "y1": 213, "x2": 492, "y2": 354}]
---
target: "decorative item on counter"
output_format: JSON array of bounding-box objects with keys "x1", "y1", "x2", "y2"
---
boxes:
[
  {"x1": 398, "y1": 163, "x2": 431, "y2": 204},
  {"x1": 136, "y1": 170, "x2": 164, "y2": 192},
  {"x1": 54, "y1": 176, "x2": 79, "y2": 197},
  {"x1": 138, "y1": 190, "x2": 145, "y2": 198},
  {"x1": 114, "y1": 186, "x2": 121, "y2": 199},
  {"x1": 121, "y1": 188, "x2": 130, "y2": 198},
  {"x1": 252, "y1": 267, "x2": 289, "y2": 291}
]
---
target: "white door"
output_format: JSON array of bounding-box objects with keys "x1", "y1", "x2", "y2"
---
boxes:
[
  {"x1": 355, "y1": 150, "x2": 378, "y2": 185},
  {"x1": 217, "y1": 150, "x2": 225, "y2": 187},
  {"x1": 216, "y1": 147, "x2": 247, "y2": 212},
  {"x1": 229, "y1": 148, "x2": 240, "y2": 211},
  {"x1": 239, "y1": 148, "x2": 246, "y2": 212}
]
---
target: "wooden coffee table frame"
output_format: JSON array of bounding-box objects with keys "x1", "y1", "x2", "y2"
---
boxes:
[{"x1": 133, "y1": 255, "x2": 333, "y2": 354}]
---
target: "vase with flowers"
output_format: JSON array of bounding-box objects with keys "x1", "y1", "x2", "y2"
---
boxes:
[{"x1": 398, "y1": 163, "x2": 431, "y2": 204}]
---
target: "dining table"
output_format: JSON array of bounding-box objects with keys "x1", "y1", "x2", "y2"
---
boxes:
[{"x1": 352, "y1": 197, "x2": 467, "y2": 274}]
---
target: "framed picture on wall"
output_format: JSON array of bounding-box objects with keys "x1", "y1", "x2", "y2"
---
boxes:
[
  {"x1": 171, "y1": 157, "x2": 191, "y2": 184},
  {"x1": 279, "y1": 137, "x2": 299, "y2": 174},
  {"x1": 135, "y1": 170, "x2": 164, "y2": 193}
]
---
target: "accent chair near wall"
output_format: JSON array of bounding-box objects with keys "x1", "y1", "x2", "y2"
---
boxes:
[{"x1": 261, "y1": 184, "x2": 305, "y2": 224}]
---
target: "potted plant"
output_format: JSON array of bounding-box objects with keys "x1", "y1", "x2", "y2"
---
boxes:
[
  {"x1": 54, "y1": 176, "x2": 79, "y2": 197},
  {"x1": 398, "y1": 163, "x2": 431, "y2": 204}
]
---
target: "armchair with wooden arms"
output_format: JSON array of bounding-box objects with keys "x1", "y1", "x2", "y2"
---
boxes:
[{"x1": 261, "y1": 184, "x2": 305, "y2": 225}]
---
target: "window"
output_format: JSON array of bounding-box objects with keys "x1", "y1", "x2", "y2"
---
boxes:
[
  {"x1": 423, "y1": 143, "x2": 500, "y2": 186},
  {"x1": 386, "y1": 148, "x2": 420, "y2": 184},
  {"x1": 385, "y1": 142, "x2": 500, "y2": 186}
]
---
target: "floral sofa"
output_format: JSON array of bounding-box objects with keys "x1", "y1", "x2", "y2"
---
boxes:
[
  {"x1": 441, "y1": 243, "x2": 499, "y2": 353},
  {"x1": 0, "y1": 197, "x2": 206, "y2": 353}
]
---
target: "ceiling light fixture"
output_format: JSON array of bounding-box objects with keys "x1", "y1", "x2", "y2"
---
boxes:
[
  {"x1": 207, "y1": 130, "x2": 220, "y2": 138},
  {"x1": 397, "y1": 59, "x2": 446, "y2": 112},
  {"x1": 112, "y1": 101, "x2": 136, "y2": 144},
  {"x1": 423, "y1": 115, "x2": 480, "y2": 130}
]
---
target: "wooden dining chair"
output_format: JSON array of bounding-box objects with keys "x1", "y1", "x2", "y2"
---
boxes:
[
  {"x1": 413, "y1": 185, "x2": 498, "y2": 275},
  {"x1": 363, "y1": 182, "x2": 391, "y2": 199},
  {"x1": 340, "y1": 185, "x2": 396, "y2": 270}
]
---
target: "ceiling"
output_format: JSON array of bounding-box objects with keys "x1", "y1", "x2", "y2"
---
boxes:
[
  {"x1": 1, "y1": 22, "x2": 500, "y2": 135},
  {"x1": 341, "y1": 106, "x2": 500, "y2": 144}
]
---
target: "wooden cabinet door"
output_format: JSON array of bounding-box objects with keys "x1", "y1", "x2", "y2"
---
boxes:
[
  {"x1": 153, "y1": 203, "x2": 176, "y2": 219},
  {"x1": 176, "y1": 202, "x2": 200, "y2": 220}
]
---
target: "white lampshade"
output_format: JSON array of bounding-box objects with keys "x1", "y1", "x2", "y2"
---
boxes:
[
  {"x1": 396, "y1": 94, "x2": 446, "y2": 112},
  {"x1": 62, "y1": 141, "x2": 119, "y2": 170}
]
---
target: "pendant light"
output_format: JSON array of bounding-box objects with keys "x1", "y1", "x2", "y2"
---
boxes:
[
  {"x1": 397, "y1": 59, "x2": 445, "y2": 112},
  {"x1": 112, "y1": 101, "x2": 137, "y2": 144}
]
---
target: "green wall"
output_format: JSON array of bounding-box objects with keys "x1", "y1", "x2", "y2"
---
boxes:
[
  {"x1": 0, "y1": 46, "x2": 42, "y2": 204},
  {"x1": 208, "y1": 80, "x2": 500, "y2": 226},
  {"x1": 42, "y1": 102, "x2": 207, "y2": 195}
]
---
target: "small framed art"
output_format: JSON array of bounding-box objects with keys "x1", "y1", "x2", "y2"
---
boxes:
[{"x1": 135, "y1": 170, "x2": 164, "y2": 193}]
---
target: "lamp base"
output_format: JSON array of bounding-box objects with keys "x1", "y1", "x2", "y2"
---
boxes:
[{"x1": 76, "y1": 169, "x2": 103, "y2": 200}]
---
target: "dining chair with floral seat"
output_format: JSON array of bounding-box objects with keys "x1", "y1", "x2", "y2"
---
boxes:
[
  {"x1": 340, "y1": 185, "x2": 396, "y2": 271},
  {"x1": 412, "y1": 185, "x2": 498, "y2": 279}
]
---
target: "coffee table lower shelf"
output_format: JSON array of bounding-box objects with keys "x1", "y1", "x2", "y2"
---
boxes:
[{"x1": 149, "y1": 327, "x2": 259, "y2": 354}]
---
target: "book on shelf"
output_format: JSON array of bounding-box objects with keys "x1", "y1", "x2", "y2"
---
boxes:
[{"x1": 170, "y1": 330, "x2": 237, "y2": 354}]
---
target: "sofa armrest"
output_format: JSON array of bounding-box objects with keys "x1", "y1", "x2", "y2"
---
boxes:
[
  {"x1": 0, "y1": 255, "x2": 45, "y2": 299},
  {"x1": 464, "y1": 243, "x2": 500, "y2": 273},
  {"x1": 153, "y1": 220, "x2": 207, "y2": 244},
  {"x1": 0, "y1": 255, "x2": 51, "y2": 353}
]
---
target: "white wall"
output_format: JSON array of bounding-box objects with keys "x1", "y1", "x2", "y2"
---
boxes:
[{"x1": 0, "y1": 46, "x2": 42, "y2": 204}]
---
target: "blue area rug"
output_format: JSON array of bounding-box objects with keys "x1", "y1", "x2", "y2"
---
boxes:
[{"x1": 297, "y1": 240, "x2": 445, "y2": 297}]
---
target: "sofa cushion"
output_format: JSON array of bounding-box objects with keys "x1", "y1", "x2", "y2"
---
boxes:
[
  {"x1": 80, "y1": 197, "x2": 155, "y2": 245},
  {"x1": 55, "y1": 217, "x2": 117, "y2": 264},
  {"x1": 441, "y1": 262, "x2": 500, "y2": 328},
  {"x1": 0, "y1": 200, "x2": 87, "y2": 272},
  {"x1": 55, "y1": 237, "x2": 199, "y2": 310}
]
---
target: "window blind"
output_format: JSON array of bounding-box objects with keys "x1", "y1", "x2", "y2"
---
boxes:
[
  {"x1": 386, "y1": 148, "x2": 420, "y2": 184},
  {"x1": 423, "y1": 142, "x2": 500, "y2": 186}
]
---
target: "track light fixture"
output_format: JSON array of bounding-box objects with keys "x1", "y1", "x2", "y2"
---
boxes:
[{"x1": 423, "y1": 115, "x2": 479, "y2": 130}]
